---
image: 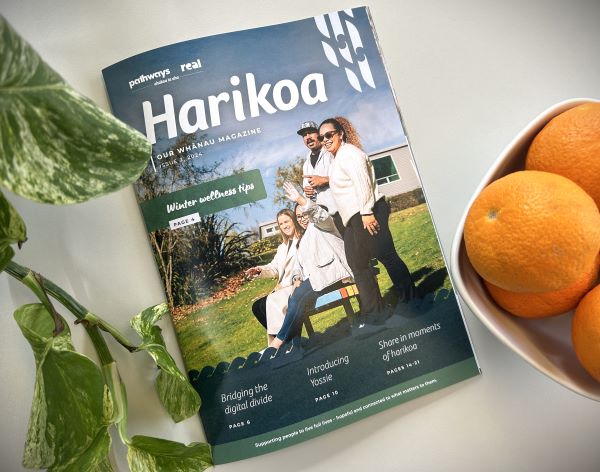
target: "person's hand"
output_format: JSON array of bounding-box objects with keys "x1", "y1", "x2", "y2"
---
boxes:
[
  {"x1": 362, "y1": 214, "x2": 380, "y2": 236},
  {"x1": 245, "y1": 266, "x2": 261, "y2": 278},
  {"x1": 303, "y1": 185, "x2": 316, "y2": 198},
  {"x1": 293, "y1": 278, "x2": 302, "y2": 288},
  {"x1": 283, "y1": 181, "x2": 305, "y2": 204},
  {"x1": 303, "y1": 174, "x2": 328, "y2": 188}
]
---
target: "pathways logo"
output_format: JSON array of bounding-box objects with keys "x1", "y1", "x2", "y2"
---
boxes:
[{"x1": 129, "y1": 68, "x2": 171, "y2": 90}]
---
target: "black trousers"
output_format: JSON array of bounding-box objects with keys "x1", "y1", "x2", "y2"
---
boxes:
[
  {"x1": 332, "y1": 211, "x2": 345, "y2": 237},
  {"x1": 251, "y1": 295, "x2": 268, "y2": 329},
  {"x1": 343, "y1": 198, "x2": 415, "y2": 315}
]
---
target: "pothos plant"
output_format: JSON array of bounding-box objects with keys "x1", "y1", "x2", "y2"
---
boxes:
[{"x1": 0, "y1": 17, "x2": 212, "y2": 471}]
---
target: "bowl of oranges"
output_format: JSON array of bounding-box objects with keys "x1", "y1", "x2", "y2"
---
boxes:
[{"x1": 451, "y1": 98, "x2": 600, "y2": 401}]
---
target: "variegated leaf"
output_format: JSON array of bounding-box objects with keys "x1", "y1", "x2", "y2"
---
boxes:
[
  {"x1": 14, "y1": 304, "x2": 112, "y2": 470},
  {"x1": 0, "y1": 190, "x2": 26, "y2": 270},
  {"x1": 0, "y1": 17, "x2": 150, "y2": 204},
  {"x1": 131, "y1": 304, "x2": 201, "y2": 422},
  {"x1": 127, "y1": 436, "x2": 212, "y2": 472}
]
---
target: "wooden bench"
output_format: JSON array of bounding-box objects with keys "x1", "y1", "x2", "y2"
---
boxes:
[
  {"x1": 301, "y1": 262, "x2": 380, "y2": 337},
  {"x1": 303, "y1": 282, "x2": 359, "y2": 337}
]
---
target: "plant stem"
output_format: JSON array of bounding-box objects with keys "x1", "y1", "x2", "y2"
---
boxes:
[
  {"x1": 5, "y1": 261, "x2": 87, "y2": 320},
  {"x1": 20, "y1": 271, "x2": 65, "y2": 336},
  {"x1": 86, "y1": 325, "x2": 114, "y2": 366},
  {"x1": 5, "y1": 263, "x2": 137, "y2": 442},
  {"x1": 82, "y1": 312, "x2": 137, "y2": 352},
  {"x1": 4, "y1": 260, "x2": 136, "y2": 354}
]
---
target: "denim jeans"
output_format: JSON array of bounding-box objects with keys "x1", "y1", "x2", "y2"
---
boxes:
[{"x1": 276, "y1": 279, "x2": 320, "y2": 342}]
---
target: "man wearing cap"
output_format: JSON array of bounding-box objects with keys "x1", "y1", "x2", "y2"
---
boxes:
[{"x1": 297, "y1": 120, "x2": 338, "y2": 218}]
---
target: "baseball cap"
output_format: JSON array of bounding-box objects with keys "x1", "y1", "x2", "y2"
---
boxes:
[{"x1": 297, "y1": 121, "x2": 319, "y2": 135}]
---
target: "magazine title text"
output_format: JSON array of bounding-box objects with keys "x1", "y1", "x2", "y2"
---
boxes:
[{"x1": 141, "y1": 72, "x2": 327, "y2": 144}]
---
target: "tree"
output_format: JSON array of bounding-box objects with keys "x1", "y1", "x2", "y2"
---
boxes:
[
  {"x1": 134, "y1": 136, "x2": 259, "y2": 306},
  {"x1": 273, "y1": 154, "x2": 305, "y2": 207},
  {"x1": 163, "y1": 215, "x2": 254, "y2": 305},
  {"x1": 135, "y1": 132, "x2": 218, "y2": 307},
  {"x1": 193, "y1": 215, "x2": 254, "y2": 289}
]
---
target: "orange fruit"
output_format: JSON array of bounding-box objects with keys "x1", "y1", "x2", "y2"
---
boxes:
[
  {"x1": 464, "y1": 170, "x2": 600, "y2": 293},
  {"x1": 526, "y1": 102, "x2": 600, "y2": 208},
  {"x1": 484, "y1": 255, "x2": 599, "y2": 318},
  {"x1": 572, "y1": 284, "x2": 600, "y2": 383}
]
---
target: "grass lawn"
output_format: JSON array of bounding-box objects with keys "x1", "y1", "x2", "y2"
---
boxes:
[{"x1": 174, "y1": 203, "x2": 450, "y2": 371}]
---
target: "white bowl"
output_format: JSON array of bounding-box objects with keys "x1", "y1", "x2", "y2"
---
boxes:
[{"x1": 451, "y1": 98, "x2": 600, "y2": 401}]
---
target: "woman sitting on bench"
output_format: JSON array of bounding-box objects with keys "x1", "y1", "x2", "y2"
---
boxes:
[
  {"x1": 246, "y1": 208, "x2": 304, "y2": 345},
  {"x1": 269, "y1": 182, "x2": 353, "y2": 349}
]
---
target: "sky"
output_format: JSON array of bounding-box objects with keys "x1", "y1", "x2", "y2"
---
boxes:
[{"x1": 103, "y1": 7, "x2": 408, "y2": 232}]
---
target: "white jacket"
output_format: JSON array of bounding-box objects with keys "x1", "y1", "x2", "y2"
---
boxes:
[
  {"x1": 293, "y1": 200, "x2": 353, "y2": 291},
  {"x1": 329, "y1": 142, "x2": 383, "y2": 225},
  {"x1": 259, "y1": 237, "x2": 299, "y2": 335},
  {"x1": 259, "y1": 237, "x2": 299, "y2": 287},
  {"x1": 302, "y1": 147, "x2": 338, "y2": 215}
]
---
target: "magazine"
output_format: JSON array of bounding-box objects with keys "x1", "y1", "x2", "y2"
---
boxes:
[{"x1": 102, "y1": 7, "x2": 480, "y2": 463}]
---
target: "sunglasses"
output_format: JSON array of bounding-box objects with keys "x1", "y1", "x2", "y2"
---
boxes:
[{"x1": 317, "y1": 130, "x2": 339, "y2": 142}]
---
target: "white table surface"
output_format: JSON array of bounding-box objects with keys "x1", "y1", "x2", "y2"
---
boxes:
[{"x1": 1, "y1": 1, "x2": 600, "y2": 471}]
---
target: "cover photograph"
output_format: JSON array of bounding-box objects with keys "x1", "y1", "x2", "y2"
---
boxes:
[{"x1": 102, "y1": 7, "x2": 480, "y2": 463}]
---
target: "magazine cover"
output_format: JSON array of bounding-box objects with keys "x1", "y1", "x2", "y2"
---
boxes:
[{"x1": 103, "y1": 7, "x2": 480, "y2": 463}]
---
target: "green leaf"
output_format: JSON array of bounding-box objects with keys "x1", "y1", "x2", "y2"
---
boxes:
[
  {"x1": 127, "y1": 436, "x2": 212, "y2": 472},
  {"x1": 14, "y1": 304, "x2": 112, "y2": 470},
  {"x1": 0, "y1": 17, "x2": 151, "y2": 204},
  {"x1": 130, "y1": 303, "x2": 170, "y2": 343},
  {"x1": 0, "y1": 244, "x2": 14, "y2": 271},
  {"x1": 0, "y1": 190, "x2": 26, "y2": 270},
  {"x1": 102, "y1": 362, "x2": 128, "y2": 437},
  {"x1": 131, "y1": 304, "x2": 201, "y2": 422},
  {"x1": 88, "y1": 456, "x2": 115, "y2": 472},
  {"x1": 101, "y1": 361, "x2": 212, "y2": 472},
  {"x1": 49, "y1": 427, "x2": 113, "y2": 472},
  {"x1": 146, "y1": 344, "x2": 202, "y2": 423}
]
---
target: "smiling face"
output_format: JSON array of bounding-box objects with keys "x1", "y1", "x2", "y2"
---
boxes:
[
  {"x1": 295, "y1": 207, "x2": 309, "y2": 229},
  {"x1": 318, "y1": 123, "x2": 343, "y2": 155},
  {"x1": 277, "y1": 213, "x2": 296, "y2": 238},
  {"x1": 302, "y1": 129, "x2": 321, "y2": 152}
]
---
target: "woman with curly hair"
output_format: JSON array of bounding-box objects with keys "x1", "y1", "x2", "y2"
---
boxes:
[
  {"x1": 318, "y1": 117, "x2": 415, "y2": 320},
  {"x1": 332, "y1": 116, "x2": 363, "y2": 149}
]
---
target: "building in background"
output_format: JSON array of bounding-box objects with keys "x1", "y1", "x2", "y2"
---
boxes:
[
  {"x1": 258, "y1": 221, "x2": 280, "y2": 240},
  {"x1": 370, "y1": 144, "x2": 420, "y2": 197}
]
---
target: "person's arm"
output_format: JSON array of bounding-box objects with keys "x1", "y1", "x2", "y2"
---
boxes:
[
  {"x1": 342, "y1": 147, "x2": 379, "y2": 235},
  {"x1": 257, "y1": 243, "x2": 284, "y2": 278},
  {"x1": 302, "y1": 159, "x2": 316, "y2": 198},
  {"x1": 343, "y1": 148, "x2": 376, "y2": 215},
  {"x1": 290, "y1": 259, "x2": 304, "y2": 287},
  {"x1": 284, "y1": 181, "x2": 306, "y2": 207},
  {"x1": 284, "y1": 181, "x2": 336, "y2": 232},
  {"x1": 301, "y1": 198, "x2": 336, "y2": 233}
]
